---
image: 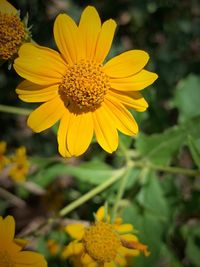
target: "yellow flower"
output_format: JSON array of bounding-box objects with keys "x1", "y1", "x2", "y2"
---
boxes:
[
  {"x1": 0, "y1": 0, "x2": 27, "y2": 61},
  {"x1": 0, "y1": 141, "x2": 9, "y2": 171},
  {"x1": 0, "y1": 215, "x2": 47, "y2": 267},
  {"x1": 9, "y1": 146, "x2": 30, "y2": 182},
  {"x1": 62, "y1": 206, "x2": 150, "y2": 267},
  {"x1": 14, "y1": 6, "x2": 158, "y2": 157}
]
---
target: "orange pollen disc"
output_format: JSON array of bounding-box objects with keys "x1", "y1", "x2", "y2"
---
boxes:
[
  {"x1": 59, "y1": 60, "x2": 110, "y2": 111},
  {"x1": 83, "y1": 221, "x2": 121, "y2": 264},
  {"x1": 0, "y1": 13, "x2": 25, "y2": 60},
  {"x1": 0, "y1": 251, "x2": 14, "y2": 267}
]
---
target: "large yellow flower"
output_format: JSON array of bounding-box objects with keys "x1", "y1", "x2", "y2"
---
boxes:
[
  {"x1": 0, "y1": 215, "x2": 47, "y2": 267},
  {"x1": 14, "y1": 6, "x2": 158, "y2": 157},
  {"x1": 0, "y1": 0, "x2": 26, "y2": 61},
  {"x1": 62, "y1": 206, "x2": 149, "y2": 267}
]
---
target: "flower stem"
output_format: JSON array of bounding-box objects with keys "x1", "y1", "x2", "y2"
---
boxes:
[
  {"x1": 111, "y1": 166, "x2": 132, "y2": 221},
  {"x1": 0, "y1": 104, "x2": 31, "y2": 115},
  {"x1": 59, "y1": 167, "x2": 126, "y2": 217},
  {"x1": 133, "y1": 161, "x2": 200, "y2": 177}
]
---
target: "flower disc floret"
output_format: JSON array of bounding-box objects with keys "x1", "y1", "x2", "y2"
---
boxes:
[
  {"x1": 59, "y1": 60, "x2": 110, "y2": 111},
  {"x1": 83, "y1": 221, "x2": 121, "y2": 264},
  {"x1": 0, "y1": 13, "x2": 25, "y2": 60}
]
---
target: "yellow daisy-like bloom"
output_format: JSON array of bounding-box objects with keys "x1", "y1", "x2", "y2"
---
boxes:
[
  {"x1": 0, "y1": 0, "x2": 26, "y2": 61},
  {"x1": 14, "y1": 6, "x2": 158, "y2": 157},
  {"x1": 0, "y1": 141, "x2": 9, "y2": 171},
  {"x1": 62, "y1": 206, "x2": 149, "y2": 267},
  {"x1": 9, "y1": 147, "x2": 30, "y2": 182},
  {"x1": 0, "y1": 215, "x2": 47, "y2": 267}
]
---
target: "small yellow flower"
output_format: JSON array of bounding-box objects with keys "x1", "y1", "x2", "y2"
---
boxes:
[
  {"x1": 47, "y1": 239, "x2": 61, "y2": 256},
  {"x1": 14, "y1": 6, "x2": 158, "y2": 157},
  {"x1": 0, "y1": 215, "x2": 47, "y2": 267},
  {"x1": 0, "y1": 0, "x2": 29, "y2": 61},
  {"x1": 0, "y1": 141, "x2": 9, "y2": 171},
  {"x1": 62, "y1": 206, "x2": 149, "y2": 267},
  {"x1": 9, "y1": 146, "x2": 30, "y2": 182}
]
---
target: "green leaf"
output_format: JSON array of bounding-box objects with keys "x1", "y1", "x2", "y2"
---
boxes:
[
  {"x1": 185, "y1": 225, "x2": 200, "y2": 267},
  {"x1": 32, "y1": 160, "x2": 115, "y2": 187},
  {"x1": 187, "y1": 135, "x2": 200, "y2": 169},
  {"x1": 136, "y1": 116, "x2": 200, "y2": 165},
  {"x1": 137, "y1": 172, "x2": 169, "y2": 220},
  {"x1": 173, "y1": 74, "x2": 200, "y2": 122}
]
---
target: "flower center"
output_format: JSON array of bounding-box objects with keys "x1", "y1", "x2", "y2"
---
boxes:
[
  {"x1": 83, "y1": 222, "x2": 121, "y2": 264},
  {"x1": 0, "y1": 251, "x2": 14, "y2": 267},
  {"x1": 0, "y1": 13, "x2": 25, "y2": 60},
  {"x1": 59, "y1": 60, "x2": 110, "y2": 112}
]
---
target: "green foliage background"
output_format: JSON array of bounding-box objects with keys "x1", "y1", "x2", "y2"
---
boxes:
[{"x1": 0, "y1": 0, "x2": 200, "y2": 267}]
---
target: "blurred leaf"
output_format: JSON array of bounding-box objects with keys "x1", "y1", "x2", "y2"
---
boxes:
[
  {"x1": 173, "y1": 74, "x2": 200, "y2": 122},
  {"x1": 136, "y1": 116, "x2": 200, "y2": 165},
  {"x1": 137, "y1": 172, "x2": 169, "y2": 220},
  {"x1": 187, "y1": 135, "x2": 200, "y2": 169},
  {"x1": 186, "y1": 225, "x2": 200, "y2": 267}
]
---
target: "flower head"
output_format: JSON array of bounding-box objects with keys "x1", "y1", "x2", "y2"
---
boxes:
[
  {"x1": 0, "y1": 0, "x2": 30, "y2": 62},
  {"x1": 9, "y1": 146, "x2": 30, "y2": 182},
  {"x1": 0, "y1": 215, "x2": 47, "y2": 267},
  {"x1": 62, "y1": 206, "x2": 149, "y2": 267},
  {"x1": 0, "y1": 141, "x2": 9, "y2": 171},
  {"x1": 14, "y1": 6, "x2": 158, "y2": 157}
]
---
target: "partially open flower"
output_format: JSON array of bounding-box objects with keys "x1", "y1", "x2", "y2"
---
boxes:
[
  {"x1": 0, "y1": 0, "x2": 31, "y2": 63},
  {"x1": 62, "y1": 206, "x2": 150, "y2": 267}
]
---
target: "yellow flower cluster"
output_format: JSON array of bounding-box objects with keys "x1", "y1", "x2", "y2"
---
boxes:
[{"x1": 0, "y1": 141, "x2": 30, "y2": 183}]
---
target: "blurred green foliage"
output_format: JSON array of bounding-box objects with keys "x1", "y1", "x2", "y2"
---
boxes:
[{"x1": 0, "y1": 1, "x2": 200, "y2": 267}]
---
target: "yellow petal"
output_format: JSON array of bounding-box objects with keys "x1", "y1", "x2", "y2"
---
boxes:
[
  {"x1": 14, "y1": 251, "x2": 47, "y2": 267},
  {"x1": 121, "y1": 234, "x2": 138, "y2": 242},
  {"x1": 14, "y1": 43, "x2": 67, "y2": 85},
  {"x1": 78, "y1": 6, "x2": 101, "y2": 60},
  {"x1": 0, "y1": 0, "x2": 17, "y2": 14},
  {"x1": 57, "y1": 111, "x2": 72, "y2": 157},
  {"x1": 104, "y1": 261, "x2": 116, "y2": 267},
  {"x1": 104, "y1": 97, "x2": 138, "y2": 136},
  {"x1": 118, "y1": 246, "x2": 140, "y2": 257},
  {"x1": 16, "y1": 80, "x2": 58, "y2": 103},
  {"x1": 62, "y1": 241, "x2": 84, "y2": 258},
  {"x1": 0, "y1": 216, "x2": 15, "y2": 247},
  {"x1": 96, "y1": 206, "x2": 105, "y2": 221},
  {"x1": 114, "y1": 223, "x2": 133, "y2": 233},
  {"x1": 67, "y1": 112, "x2": 93, "y2": 157},
  {"x1": 109, "y1": 70, "x2": 158, "y2": 91},
  {"x1": 93, "y1": 105, "x2": 118, "y2": 153},
  {"x1": 54, "y1": 14, "x2": 79, "y2": 65},
  {"x1": 115, "y1": 255, "x2": 127, "y2": 266},
  {"x1": 81, "y1": 253, "x2": 94, "y2": 265},
  {"x1": 94, "y1": 19, "x2": 117, "y2": 63},
  {"x1": 14, "y1": 238, "x2": 29, "y2": 249},
  {"x1": 103, "y1": 50, "x2": 149, "y2": 78},
  {"x1": 108, "y1": 90, "x2": 148, "y2": 111},
  {"x1": 27, "y1": 96, "x2": 65, "y2": 133},
  {"x1": 65, "y1": 224, "x2": 85, "y2": 240}
]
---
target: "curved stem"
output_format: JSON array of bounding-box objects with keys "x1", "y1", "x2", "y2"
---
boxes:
[{"x1": 59, "y1": 167, "x2": 126, "y2": 217}]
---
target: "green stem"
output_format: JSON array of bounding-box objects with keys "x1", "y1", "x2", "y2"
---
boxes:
[
  {"x1": 59, "y1": 167, "x2": 126, "y2": 217},
  {"x1": 0, "y1": 104, "x2": 31, "y2": 115},
  {"x1": 134, "y1": 161, "x2": 200, "y2": 177},
  {"x1": 111, "y1": 166, "x2": 132, "y2": 221}
]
